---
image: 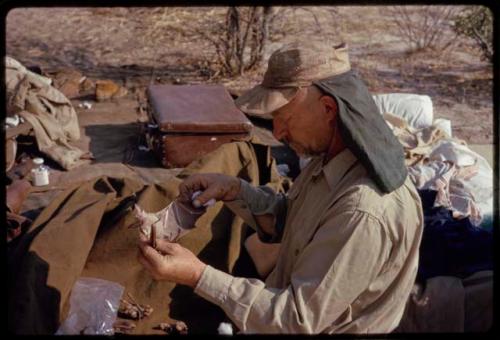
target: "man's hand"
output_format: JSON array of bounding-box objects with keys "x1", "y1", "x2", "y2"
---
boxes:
[
  {"x1": 178, "y1": 173, "x2": 241, "y2": 207},
  {"x1": 137, "y1": 235, "x2": 207, "y2": 288}
]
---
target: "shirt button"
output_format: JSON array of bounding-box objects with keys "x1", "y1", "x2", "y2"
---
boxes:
[{"x1": 294, "y1": 249, "x2": 300, "y2": 256}]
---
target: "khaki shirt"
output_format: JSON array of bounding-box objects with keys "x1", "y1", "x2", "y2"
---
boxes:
[{"x1": 194, "y1": 149, "x2": 423, "y2": 333}]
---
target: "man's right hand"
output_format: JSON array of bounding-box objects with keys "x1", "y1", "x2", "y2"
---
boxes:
[{"x1": 178, "y1": 173, "x2": 241, "y2": 208}]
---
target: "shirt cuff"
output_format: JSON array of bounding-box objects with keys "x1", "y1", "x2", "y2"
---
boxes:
[{"x1": 194, "y1": 265, "x2": 234, "y2": 307}]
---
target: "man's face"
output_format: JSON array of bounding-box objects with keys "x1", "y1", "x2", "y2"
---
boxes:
[{"x1": 271, "y1": 86, "x2": 336, "y2": 157}]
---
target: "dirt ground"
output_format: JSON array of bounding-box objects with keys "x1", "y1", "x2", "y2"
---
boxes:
[{"x1": 5, "y1": 6, "x2": 494, "y2": 144}]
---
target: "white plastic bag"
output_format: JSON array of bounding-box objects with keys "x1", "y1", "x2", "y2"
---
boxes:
[
  {"x1": 373, "y1": 93, "x2": 434, "y2": 129},
  {"x1": 56, "y1": 277, "x2": 124, "y2": 335}
]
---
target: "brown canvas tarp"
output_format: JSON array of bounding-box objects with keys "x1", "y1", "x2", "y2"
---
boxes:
[
  {"x1": 6, "y1": 90, "x2": 491, "y2": 334},
  {"x1": 7, "y1": 140, "x2": 286, "y2": 335}
]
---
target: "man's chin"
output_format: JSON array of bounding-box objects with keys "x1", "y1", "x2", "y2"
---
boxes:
[
  {"x1": 298, "y1": 152, "x2": 325, "y2": 159},
  {"x1": 290, "y1": 144, "x2": 322, "y2": 159}
]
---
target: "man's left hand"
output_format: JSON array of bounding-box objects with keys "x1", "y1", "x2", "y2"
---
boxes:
[{"x1": 138, "y1": 236, "x2": 207, "y2": 288}]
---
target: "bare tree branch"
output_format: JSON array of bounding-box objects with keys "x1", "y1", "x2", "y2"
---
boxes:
[{"x1": 388, "y1": 6, "x2": 460, "y2": 52}]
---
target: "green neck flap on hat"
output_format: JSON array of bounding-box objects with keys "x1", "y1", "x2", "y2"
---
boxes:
[{"x1": 313, "y1": 70, "x2": 408, "y2": 193}]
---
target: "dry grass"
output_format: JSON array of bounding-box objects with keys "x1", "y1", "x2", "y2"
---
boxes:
[{"x1": 5, "y1": 5, "x2": 493, "y2": 144}]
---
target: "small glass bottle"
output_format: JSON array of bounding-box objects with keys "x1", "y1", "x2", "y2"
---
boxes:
[{"x1": 31, "y1": 157, "x2": 50, "y2": 186}]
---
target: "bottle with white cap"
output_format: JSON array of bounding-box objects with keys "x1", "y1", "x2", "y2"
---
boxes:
[{"x1": 31, "y1": 157, "x2": 50, "y2": 186}]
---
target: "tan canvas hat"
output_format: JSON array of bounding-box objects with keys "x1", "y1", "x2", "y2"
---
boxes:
[{"x1": 235, "y1": 41, "x2": 351, "y2": 119}]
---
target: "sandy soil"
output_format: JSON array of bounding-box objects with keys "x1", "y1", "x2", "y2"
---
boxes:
[{"x1": 5, "y1": 6, "x2": 494, "y2": 144}]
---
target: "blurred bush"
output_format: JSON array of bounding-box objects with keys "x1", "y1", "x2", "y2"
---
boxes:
[
  {"x1": 386, "y1": 6, "x2": 460, "y2": 52},
  {"x1": 198, "y1": 7, "x2": 275, "y2": 76},
  {"x1": 453, "y1": 6, "x2": 493, "y2": 62}
]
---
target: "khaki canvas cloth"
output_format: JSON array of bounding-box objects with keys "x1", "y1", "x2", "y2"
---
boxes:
[
  {"x1": 5, "y1": 56, "x2": 90, "y2": 170},
  {"x1": 7, "y1": 140, "x2": 286, "y2": 335}
]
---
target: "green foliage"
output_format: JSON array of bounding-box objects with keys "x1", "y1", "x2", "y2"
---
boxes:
[{"x1": 453, "y1": 6, "x2": 493, "y2": 61}]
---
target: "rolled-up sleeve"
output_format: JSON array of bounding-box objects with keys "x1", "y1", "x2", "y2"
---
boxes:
[
  {"x1": 194, "y1": 209, "x2": 392, "y2": 333},
  {"x1": 224, "y1": 179, "x2": 287, "y2": 243}
]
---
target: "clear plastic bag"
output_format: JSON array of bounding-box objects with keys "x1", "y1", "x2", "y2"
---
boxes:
[
  {"x1": 134, "y1": 191, "x2": 215, "y2": 242},
  {"x1": 55, "y1": 277, "x2": 124, "y2": 335}
]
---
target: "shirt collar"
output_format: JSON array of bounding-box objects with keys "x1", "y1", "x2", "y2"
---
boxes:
[{"x1": 311, "y1": 148, "x2": 358, "y2": 190}]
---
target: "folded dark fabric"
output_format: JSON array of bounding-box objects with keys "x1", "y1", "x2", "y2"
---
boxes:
[
  {"x1": 314, "y1": 70, "x2": 408, "y2": 193},
  {"x1": 416, "y1": 189, "x2": 493, "y2": 282},
  {"x1": 7, "y1": 211, "x2": 32, "y2": 242}
]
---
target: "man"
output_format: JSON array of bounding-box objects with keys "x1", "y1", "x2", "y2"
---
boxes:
[{"x1": 137, "y1": 41, "x2": 424, "y2": 333}]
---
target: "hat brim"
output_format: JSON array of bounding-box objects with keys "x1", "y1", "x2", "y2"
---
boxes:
[{"x1": 235, "y1": 85, "x2": 299, "y2": 120}]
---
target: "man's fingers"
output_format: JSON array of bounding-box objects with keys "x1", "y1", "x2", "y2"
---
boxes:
[
  {"x1": 178, "y1": 184, "x2": 195, "y2": 203},
  {"x1": 178, "y1": 173, "x2": 237, "y2": 206},
  {"x1": 178, "y1": 175, "x2": 205, "y2": 203},
  {"x1": 138, "y1": 240, "x2": 164, "y2": 263},
  {"x1": 192, "y1": 184, "x2": 222, "y2": 207},
  {"x1": 138, "y1": 231, "x2": 149, "y2": 244},
  {"x1": 155, "y1": 238, "x2": 181, "y2": 254}
]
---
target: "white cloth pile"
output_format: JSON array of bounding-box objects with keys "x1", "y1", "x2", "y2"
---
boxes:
[{"x1": 373, "y1": 93, "x2": 493, "y2": 228}]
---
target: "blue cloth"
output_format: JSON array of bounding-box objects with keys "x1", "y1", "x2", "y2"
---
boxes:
[{"x1": 416, "y1": 190, "x2": 493, "y2": 282}]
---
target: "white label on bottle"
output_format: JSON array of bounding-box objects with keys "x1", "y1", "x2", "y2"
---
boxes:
[{"x1": 32, "y1": 168, "x2": 50, "y2": 186}]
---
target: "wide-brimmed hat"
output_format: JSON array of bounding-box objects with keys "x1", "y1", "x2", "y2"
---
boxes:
[{"x1": 235, "y1": 41, "x2": 351, "y2": 119}]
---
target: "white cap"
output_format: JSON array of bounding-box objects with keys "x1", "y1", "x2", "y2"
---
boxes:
[{"x1": 33, "y1": 157, "x2": 44, "y2": 165}]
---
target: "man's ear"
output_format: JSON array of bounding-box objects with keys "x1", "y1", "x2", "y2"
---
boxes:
[{"x1": 319, "y1": 95, "x2": 338, "y2": 119}]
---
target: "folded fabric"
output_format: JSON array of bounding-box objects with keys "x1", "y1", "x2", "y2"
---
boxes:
[
  {"x1": 383, "y1": 112, "x2": 453, "y2": 166},
  {"x1": 7, "y1": 140, "x2": 286, "y2": 335},
  {"x1": 409, "y1": 161, "x2": 482, "y2": 225},
  {"x1": 7, "y1": 211, "x2": 32, "y2": 243},
  {"x1": 430, "y1": 140, "x2": 494, "y2": 228},
  {"x1": 385, "y1": 113, "x2": 493, "y2": 227},
  {"x1": 416, "y1": 189, "x2": 493, "y2": 282},
  {"x1": 5, "y1": 56, "x2": 90, "y2": 170}
]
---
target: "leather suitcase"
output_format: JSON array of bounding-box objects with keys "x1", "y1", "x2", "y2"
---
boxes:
[{"x1": 146, "y1": 84, "x2": 253, "y2": 168}]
